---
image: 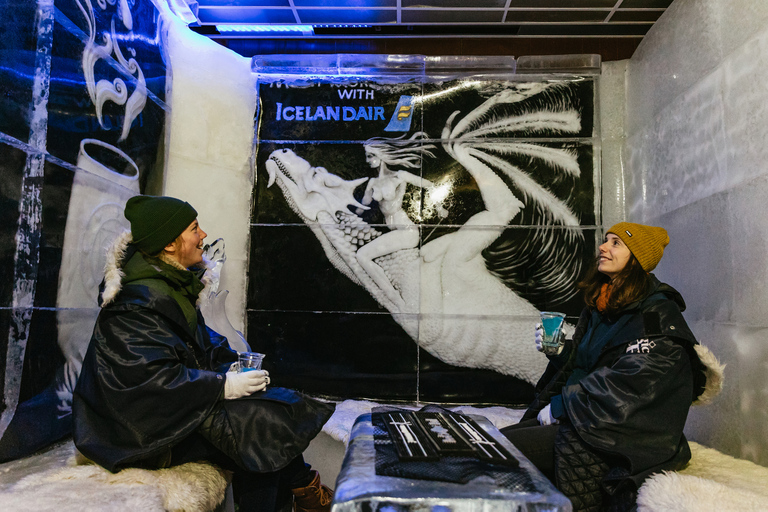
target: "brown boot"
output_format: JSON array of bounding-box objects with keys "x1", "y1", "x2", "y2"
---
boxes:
[{"x1": 292, "y1": 470, "x2": 334, "y2": 512}]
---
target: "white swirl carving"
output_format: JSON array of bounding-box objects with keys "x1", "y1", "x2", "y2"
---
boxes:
[{"x1": 77, "y1": 0, "x2": 146, "y2": 141}]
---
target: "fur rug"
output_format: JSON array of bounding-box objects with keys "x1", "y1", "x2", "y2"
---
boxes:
[
  {"x1": 637, "y1": 442, "x2": 768, "y2": 512},
  {"x1": 0, "y1": 441, "x2": 229, "y2": 512}
]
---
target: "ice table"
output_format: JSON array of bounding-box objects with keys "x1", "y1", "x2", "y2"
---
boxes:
[{"x1": 332, "y1": 412, "x2": 571, "y2": 512}]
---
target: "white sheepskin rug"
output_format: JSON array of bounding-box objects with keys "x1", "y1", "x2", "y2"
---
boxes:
[
  {"x1": 321, "y1": 399, "x2": 525, "y2": 445},
  {"x1": 0, "y1": 442, "x2": 229, "y2": 512},
  {"x1": 637, "y1": 442, "x2": 768, "y2": 512}
]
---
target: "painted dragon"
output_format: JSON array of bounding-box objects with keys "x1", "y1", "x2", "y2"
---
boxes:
[{"x1": 264, "y1": 83, "x2": 585, "y2": 383}]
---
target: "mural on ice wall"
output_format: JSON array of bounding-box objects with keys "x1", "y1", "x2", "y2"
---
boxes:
[
  {"x1": 252, "y1": 66, "x2": 598, "y2": 404},
  {"x1": 55, "y1": 0, "x2": 153, "y2": 425},
  {"x1": 0, "y1": 0, "x2": 166, "y2": 460}
]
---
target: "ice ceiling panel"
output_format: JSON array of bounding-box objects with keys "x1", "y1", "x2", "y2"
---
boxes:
[
  {"x1": 296, "y1": 0, "x2": 396, "y2": 6},
  {"x1": 297, "y1": 9, "x2": 397, "y2": 24},
  {"x1": 506, "y1": 0, "x2": 617, "y2": 7},
  {"x1": 402, "y1": 10, "x2": 502, "y2": 24},
  {"x1": 198, "y1": 8, "x2": 296, "y2": 24},
  {"x1": 402, "y1": 0, "x2": 507, "y2": 7}
]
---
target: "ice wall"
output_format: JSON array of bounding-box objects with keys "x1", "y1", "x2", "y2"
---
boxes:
[
  {"x1": 623, "y1": 0, "x2": 768, "y2": 465},
  {"x1": 248, "y1": 55, "x2": 603, "y2": 404},
  {"x1": 162, "y1": 16, "x2": 256, "y2": 333},
  {"x1": 599, "y1": 60, "x2": 628, "y2": 227},
  {"x1": 0, "y1": 0, "x2": 168, "y2": 460}
]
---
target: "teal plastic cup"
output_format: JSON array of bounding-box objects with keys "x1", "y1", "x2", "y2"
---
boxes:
[{"x1": 539, "y1": 311, "x2": 566, "y2": 355}]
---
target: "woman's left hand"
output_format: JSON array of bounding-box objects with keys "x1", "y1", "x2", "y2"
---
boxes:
[{"x1": 537, "y1": 404, "x2": 560, "y2": 426}]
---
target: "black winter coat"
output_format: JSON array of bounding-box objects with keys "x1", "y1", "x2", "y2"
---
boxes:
[
  {"x1": 523, "y1": 275, "x2": 714, "y2": 510},
  {"x1": 73, "y1": 239, "x2": 334, "y2": 472}
]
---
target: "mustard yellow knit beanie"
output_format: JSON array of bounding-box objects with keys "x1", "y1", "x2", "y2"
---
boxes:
[{"x1": 607, "y1": 222, "x2": 669, "y2": 272}]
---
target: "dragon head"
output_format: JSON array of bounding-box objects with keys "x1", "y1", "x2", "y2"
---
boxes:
[{"x1": 266, "y1": 148, "x2": 368, "y2": 221}]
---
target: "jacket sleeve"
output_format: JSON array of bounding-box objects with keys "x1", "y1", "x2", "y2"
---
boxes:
[
  {"x1": 92, "y1": 307, "x2": 227, "y2": 442},
  {"x1": 204, "y1": 325, "x2": 238, "y2": 372},
  {"x1": 561, "y1": 336, "x2": 694, "y2": 469},
  {"x1": 521, "y1": 309, "x2": 589, "y2": 422}
]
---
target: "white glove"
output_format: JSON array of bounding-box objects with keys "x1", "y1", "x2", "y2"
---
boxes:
[
  {"x1": 224, "y1": 370, "x2": 270, "y2": 400},
  {"x1": 537, "y1": 403, "x2": 560, "y2": 426}
]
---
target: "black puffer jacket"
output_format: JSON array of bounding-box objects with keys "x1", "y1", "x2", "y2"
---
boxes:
[
  {"x1": 523, "y1": 275, "x2": 723, "y2": 511},
  {"x1": 73, "y1": 232, "x2": 334, "y2": 472}
]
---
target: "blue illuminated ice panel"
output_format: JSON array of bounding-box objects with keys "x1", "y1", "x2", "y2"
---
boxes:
[
  {"x1": 0, "y1": 0, "x2": 40, "y2": 142},
  {"x1": 198, "y1": 8, "x2": 296, "y2": 24},
  {"x1": 294, "y1": 0, "x2": 396, "y2": 6}
]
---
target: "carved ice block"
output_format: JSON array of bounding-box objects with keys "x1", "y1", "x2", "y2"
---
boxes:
[{"x1": 56, "y1": 139, "x2": 140, "y2": 402}]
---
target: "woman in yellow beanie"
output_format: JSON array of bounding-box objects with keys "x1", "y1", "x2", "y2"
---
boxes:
[{"x1": 502, "y1": 222, "x2": 723, "y2": 512}]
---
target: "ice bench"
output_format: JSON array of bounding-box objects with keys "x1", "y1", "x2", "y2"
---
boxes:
[
  {"x1": 322, "y1": 401, "x2": 768, "y2": 512},
  {"x1": 2, "y1": 400, "x2": 766, "y2": 512}
]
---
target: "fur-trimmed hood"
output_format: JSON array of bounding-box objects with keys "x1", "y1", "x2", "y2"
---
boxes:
[
  {"x1": 100, "y1": 231, "x2": 213, "y2": 307},
  {"x1": 692, "y1": 343, "x2": 725, "y2": 406}
]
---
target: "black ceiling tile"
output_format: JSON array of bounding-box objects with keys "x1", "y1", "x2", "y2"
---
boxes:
[
  {"x1": 312, "y1": 25, "x2": 521, "y2": 36},
  {"x1": 506, "y1": 10, "x2": 610, "y2": 23},
  {"x1": 225, "y1": 38, "x2": 381, "y2": 56},
  {"x1": 612, "y1": 37, "x2": 642, "y2": 59},
  {"x1": 296, "y1": 9, "x2": 397, "y2": 24},
  {"x1": 402, "y1": 10, "x2": 503, "y2": 23},
  {"x1": 384, "y1": 38, "x2": 464, "y2": 55},
  {"x1": 197, "y1": 7, "x2": 296, "y2": 24},
  {"x1": 402, "y1": 0, "x2": 507, "y2": 6},
  {"x1": 516, "y1": 23, "x2": 650, "y2": 36},
  {"x1": 506, "y1": 0, "x2": 618, "y2": 7},
  {"x1": 196, "y1": 0, "x2": 291, "y2": 6},
  {"x1": 293, "y1": 0, "x2": 396, "y2": 6},
  {"x1": 610, "y1": 10, "x2": 664, "y2": 22},
  {"x1": 620, "y1": 0, "x2": 673, "y2": 7}
]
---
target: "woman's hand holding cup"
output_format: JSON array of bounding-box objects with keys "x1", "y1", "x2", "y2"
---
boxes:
[{"x1": 224, "y1": 369, "x2": 270, "y2": 399}]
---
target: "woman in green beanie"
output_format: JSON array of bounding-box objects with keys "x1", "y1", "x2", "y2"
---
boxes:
[
  {"x1": 502, "y1": 222, "x2": 724, "y2": 512},
  {"x1": 73, "y1": 195, "x2": 335, "y2": 512}
]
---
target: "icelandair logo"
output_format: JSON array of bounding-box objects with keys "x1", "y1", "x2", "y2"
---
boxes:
[
  {"x1": 272, "y1": 95, "x2": 415, "y2": 132},
  {"x1": 385, "y1": 96, "x2": 414, "y2": 132},
  {"x1": 275, "y1": 103, "x2": 386, "y2": 122}
]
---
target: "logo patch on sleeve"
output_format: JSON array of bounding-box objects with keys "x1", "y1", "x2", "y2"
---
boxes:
[{"x1": 626, "y1": 338, "x2": 656, "y2": 354}]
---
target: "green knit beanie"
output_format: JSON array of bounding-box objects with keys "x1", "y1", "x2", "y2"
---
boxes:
[{"x1": 124, "y1": 195, "x2": 198, "y2": 255}]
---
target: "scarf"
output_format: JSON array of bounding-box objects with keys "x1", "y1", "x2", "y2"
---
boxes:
[
  {"x1": 596, "y1": 282, "x2": 612, "y2": 313},
  {"x1": 122, "y1": 249, "x2": 205, "y2": 331}
]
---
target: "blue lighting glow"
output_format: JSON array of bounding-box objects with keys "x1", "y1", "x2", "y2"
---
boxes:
[{"x1": 216, "y1": 24, "x2": 315, "y2": 35}]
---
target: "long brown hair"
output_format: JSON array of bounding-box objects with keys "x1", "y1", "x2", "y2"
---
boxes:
[{"x1": 579, "y1": 254, "x2": 654, "y2": 315}]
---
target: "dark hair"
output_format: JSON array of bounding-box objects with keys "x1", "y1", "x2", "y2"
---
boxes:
[{"x1": 579, "y1": 254, "x2": 653, "y2": 315}]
